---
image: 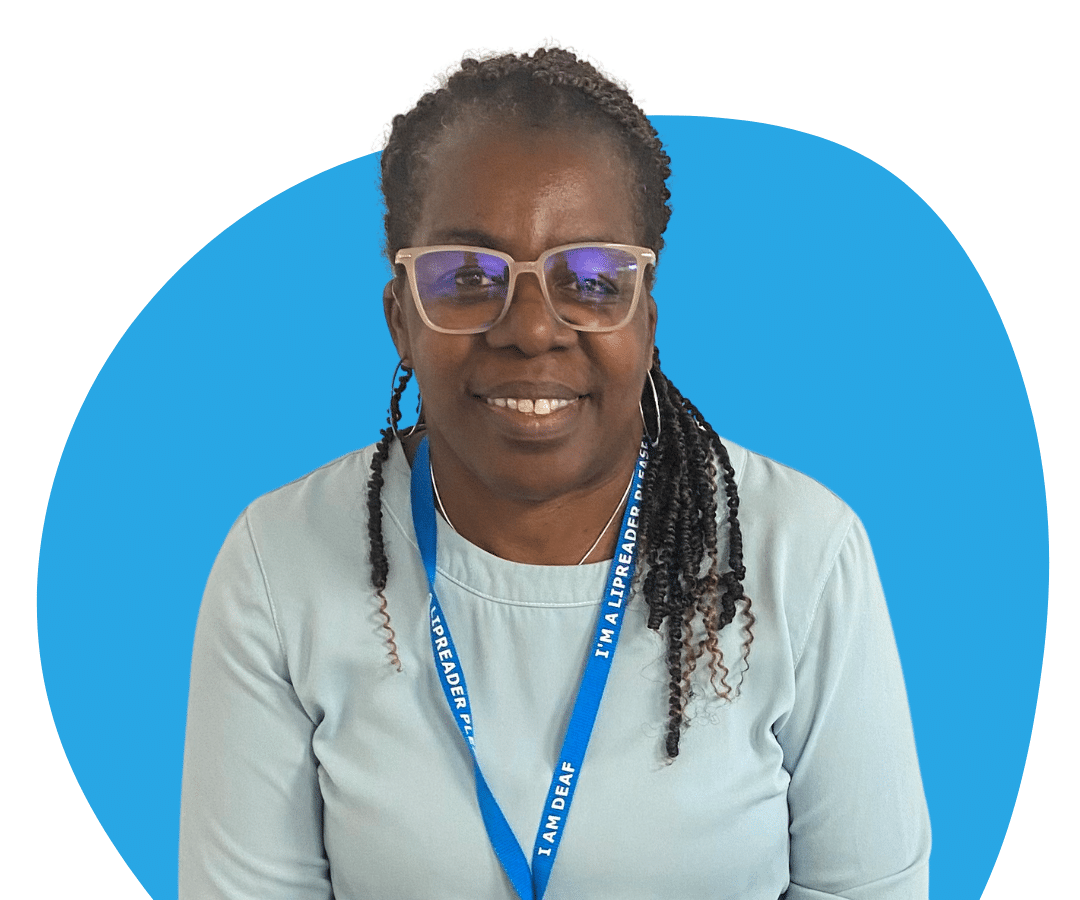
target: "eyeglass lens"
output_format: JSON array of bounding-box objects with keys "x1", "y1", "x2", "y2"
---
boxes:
[{"x1": 413, "y1": 246, "x2": 640, "y2": 332}]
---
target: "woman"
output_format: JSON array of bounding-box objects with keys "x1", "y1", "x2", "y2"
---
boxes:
[{"x1": 180, "y1": 48, "x2": 931, "y2": 899}]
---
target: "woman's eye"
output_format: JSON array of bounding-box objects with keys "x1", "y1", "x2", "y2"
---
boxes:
[
  {"x1": 454, "y1": 267, "x2": 495, "y2": 288},
  {"x1": 432, "y1": 267, "x2": 504, "y2": 293},
  {"x1": 558, "y1": 274, "x2": 619, "y2": 299}
]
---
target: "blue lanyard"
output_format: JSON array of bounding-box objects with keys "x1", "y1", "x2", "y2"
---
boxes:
[{"x1": 410, "y1": 436, "x2": 649, "y2": 900}]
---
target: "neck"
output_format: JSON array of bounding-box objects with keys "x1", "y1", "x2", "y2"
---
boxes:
[{"x1": 405, "y1": 431, "x2": 640, "y2": 566}]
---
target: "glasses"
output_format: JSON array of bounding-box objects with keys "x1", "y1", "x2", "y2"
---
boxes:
[{"x1": 394, "y1": 243, "x2": 656, "y2": 334}]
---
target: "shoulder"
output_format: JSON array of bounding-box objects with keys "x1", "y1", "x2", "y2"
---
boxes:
[
  {"x1": 234, "y1": 442, "x2": 412, "y2": 601},
  {"x1": 205, "y1": 441, "x2": 421, "y2": 673},
  {"x1": 722, "y1": 437, "x2": 856, "y2": 549},
  {"x1": 244, "y1": 445, "x2": 377, "y2": 532},
  {"x1": 719, "y1": 438, "x2": 871, "y2": 656}
]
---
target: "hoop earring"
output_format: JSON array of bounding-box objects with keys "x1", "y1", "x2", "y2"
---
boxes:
[
  {"x1": 405, "y1": 397, "x2": 424, "y2": 437},
  {"x1": 640, "y1": 367, "x2": 662, "y2": 445}
]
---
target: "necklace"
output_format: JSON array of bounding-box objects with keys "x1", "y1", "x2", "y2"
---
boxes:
[{"x1": 430, "y1": 464, "x2": 636, "y2": 566}]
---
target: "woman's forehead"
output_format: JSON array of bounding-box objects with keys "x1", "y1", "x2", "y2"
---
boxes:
[{"x1": 412, "y1": 125, "x2": 643, "y2": 253}]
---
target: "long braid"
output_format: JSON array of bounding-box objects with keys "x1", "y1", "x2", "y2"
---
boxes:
[
  {"x1": 367, "y1": 48, "x2": 752, "y2": 759},
  {"x1": 641, "y1": 349, "x2": 753, "y2": 757},
  {"x1": 366, "y1": 365, "x2": 412, "y2": 671}
]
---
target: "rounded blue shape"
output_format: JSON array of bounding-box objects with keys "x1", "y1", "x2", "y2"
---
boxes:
[{"x1": 38, "y1": 117, "x2": 1047, "y2": 899}]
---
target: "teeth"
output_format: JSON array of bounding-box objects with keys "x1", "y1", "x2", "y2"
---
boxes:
[{"x1": 486, "y1": 397, "x2": 575, "y2": 416}]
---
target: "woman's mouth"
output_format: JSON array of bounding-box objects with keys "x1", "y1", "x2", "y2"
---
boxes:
[{"x1": 484, "y1": 397, "x2": 579, "y2": 416}]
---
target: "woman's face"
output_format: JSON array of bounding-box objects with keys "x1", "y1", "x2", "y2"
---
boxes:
[{"x1": 386, "y1": 124, "x2": 657, "y2": 505}]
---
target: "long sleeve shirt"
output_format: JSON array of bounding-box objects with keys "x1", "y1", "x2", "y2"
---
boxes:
[{"x1": 180, "y1": 438, "x2": 931, "y2": 899}]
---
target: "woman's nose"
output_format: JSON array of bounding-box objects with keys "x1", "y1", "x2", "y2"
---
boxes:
[{"x1": 485, "y1": 272, "x2": 575, "y2": 355}]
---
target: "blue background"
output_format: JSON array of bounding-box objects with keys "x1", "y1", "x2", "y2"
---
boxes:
[{"x1": 38, "y1": 117, "x2": 1047, "y2": 899}]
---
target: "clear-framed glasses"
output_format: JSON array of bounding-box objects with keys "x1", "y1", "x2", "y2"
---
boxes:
[{"x1": 394, "y1": 242, "x2": 656, "y2": 335}]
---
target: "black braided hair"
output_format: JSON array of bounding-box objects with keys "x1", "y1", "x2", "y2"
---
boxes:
[
  {"x1": 366, "y1": 364, "x2": 413, "y2": 672},
  {"x1": 366, "y1": 48, "x2": 752, "y2": 758},
  {"x1": 380, "y1": 47, "x2": 671, "y2": 265},
  {"x1": 640, "y1": 347, "x2": 755, "y2": 757}
]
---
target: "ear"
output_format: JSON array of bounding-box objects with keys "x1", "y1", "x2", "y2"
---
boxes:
[{"x1": 383, "y1": 279, "x2": 413, "y2": 368}]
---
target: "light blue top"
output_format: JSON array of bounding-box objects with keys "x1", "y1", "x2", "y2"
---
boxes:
[{"x1": 180, "y1": 438, "x2": 930, "y2": 899}]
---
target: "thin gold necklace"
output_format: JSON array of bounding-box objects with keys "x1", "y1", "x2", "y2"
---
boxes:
[{"x1": 430, "y1": 466, "x2": 636, "y2": 566}]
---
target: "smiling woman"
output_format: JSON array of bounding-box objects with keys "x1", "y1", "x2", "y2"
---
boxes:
[
  {"x1": 179, "y1": 48, "x2": 931, "y2": 900},
  {"x1": 386, "y1": 127, "x2": 657, "y2": 561}
]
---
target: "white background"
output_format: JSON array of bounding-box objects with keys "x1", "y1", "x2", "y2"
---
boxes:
[{"x1": 3, "y1": 2, "x2": 1076, "y2": 895}]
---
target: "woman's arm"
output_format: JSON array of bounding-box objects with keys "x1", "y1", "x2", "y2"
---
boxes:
[
  {"x1": 180, "y1": 511, "x2": 333, "y2": 900},
  {"x1": 777, "y1": 516, "x2": 931, "y2": 900}
]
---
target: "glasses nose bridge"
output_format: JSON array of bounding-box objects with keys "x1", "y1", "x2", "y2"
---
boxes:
[
  {"x1": 507, "y1": 258, "x2": 547, "y2": 299},
  {"x1": 490, "y1": 255, "x2": 573, "y2": 343},
  {"x1": 505, "y1": 257, "x2": 554, "y2": 313}
]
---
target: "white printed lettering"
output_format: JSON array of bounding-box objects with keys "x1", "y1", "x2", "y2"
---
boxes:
[
  {"x1": 605, "y1": 612, "x2": 618, "y2": 626},
  {"x1": 555, "y1": 784, "x2": 569, "y2": 797},
  {"x1": 438, "y1": 648, "x2": 452, "y2": 662},
  {"x1": 600, "y1": 627, "x2": 614, "y2": 644},
  {"x1": 551, "y1": 796, "x2": 566, "y2": 810}
]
